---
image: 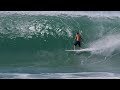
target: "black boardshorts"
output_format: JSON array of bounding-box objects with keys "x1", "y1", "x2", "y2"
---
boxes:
[{"x1": 74, "y1": 41, "x2": 81, "y2": 47}]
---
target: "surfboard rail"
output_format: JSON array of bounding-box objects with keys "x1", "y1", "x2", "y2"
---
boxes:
[{"x1": 65, "y1": 48, "x2": 95, "y2": 52}]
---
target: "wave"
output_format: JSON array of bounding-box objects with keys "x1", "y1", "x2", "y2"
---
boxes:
[
  {"x1": 0, "y1": 14, "x2": 120, "y2": 51},
  {"x1": 0, "y1": 12, "x2": 120, "y2": 74}
]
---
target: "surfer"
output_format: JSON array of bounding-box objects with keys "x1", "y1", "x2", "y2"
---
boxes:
[{"x1": 74, "y1": 32, "x2": 82, "y2": 50}]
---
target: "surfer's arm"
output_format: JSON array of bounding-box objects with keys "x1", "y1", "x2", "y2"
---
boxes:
[
  {"x1": 81, "y1": 37, "x2": 83, "y2": 40},
  {"x1": 74, "y1": 36, "x2": 77, "y2": 40},
  {"x1": 81, "y1": 36, "x2": 83, "y2": 40}
]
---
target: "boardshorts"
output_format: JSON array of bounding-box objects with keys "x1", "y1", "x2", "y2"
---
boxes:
[{"x1": 74, "y1": 41, "x2": 81, "y2": 47}]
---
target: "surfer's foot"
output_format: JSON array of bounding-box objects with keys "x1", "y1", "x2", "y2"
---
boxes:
[
  {"x1": 74, "y1": 47, "x2": 75, "y2": 50},
  {"x1": 79, "y1": 48, "x2": 82, "y2": 49}
]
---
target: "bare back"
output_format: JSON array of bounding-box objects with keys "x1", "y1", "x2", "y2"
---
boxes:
[{"x1": 75, "y1": 34, "x2": 81, "y2": 41}]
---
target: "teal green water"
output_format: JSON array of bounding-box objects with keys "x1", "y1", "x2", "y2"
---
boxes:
[{"x1": 0, "y1": 12, "x2": 120, "y2": 78}]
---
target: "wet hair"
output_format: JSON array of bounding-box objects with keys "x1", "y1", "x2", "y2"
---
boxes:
[{"x1": 76, "y1": 32, "x2": 79, "y2": 34}]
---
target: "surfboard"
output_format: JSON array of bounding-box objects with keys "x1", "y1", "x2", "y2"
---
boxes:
[{"x1": 65, "y1": 48, "x2": 94, "y2": 52}]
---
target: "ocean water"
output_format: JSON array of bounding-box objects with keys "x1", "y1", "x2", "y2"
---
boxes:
[{"x1": 0, "y1": 11, "x2": 120, "y2": 79}]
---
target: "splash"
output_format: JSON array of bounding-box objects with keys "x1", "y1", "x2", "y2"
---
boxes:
[{"x1": 89, "y1": 33, "x2": 120, "y2": 56}]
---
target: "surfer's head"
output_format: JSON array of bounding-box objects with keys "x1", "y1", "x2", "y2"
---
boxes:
[{"x1": 76, "y1": 32, "x2": 79, "y2": 34}]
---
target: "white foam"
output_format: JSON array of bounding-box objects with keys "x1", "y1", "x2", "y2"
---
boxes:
[
  {"x1": 89, "y1": 33, "x2": 120, "y2": 56},
  {"x1": 0, "y1": 11, "x2": 120, "y2": 17},
  {"x1": 0, "y1": 72, "x2": 120, "y2": 79}
]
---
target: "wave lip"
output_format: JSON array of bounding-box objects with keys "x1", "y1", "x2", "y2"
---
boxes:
[{"x1": 0, "y1": 11, "x2": 120, "y2": 17}]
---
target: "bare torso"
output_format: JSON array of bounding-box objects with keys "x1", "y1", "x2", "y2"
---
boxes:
[{"x1": 76, "y1": 34, "x2": 81, "y2": 41}]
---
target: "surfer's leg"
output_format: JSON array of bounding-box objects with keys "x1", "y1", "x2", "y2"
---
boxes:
[
  {"x1": 74, "y1": 45, "x2": 76, "y2": 50},
  {"x1": 74, "y1": 41, "x2": 77, "y2": 50},
  {"x1": 78, "y1": 41, "x2": 81, "y2": 49}
]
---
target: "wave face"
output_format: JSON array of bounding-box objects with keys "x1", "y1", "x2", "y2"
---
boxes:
[{"x1": 0, "y1": 11, "x2": 120, "y2": 78}]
